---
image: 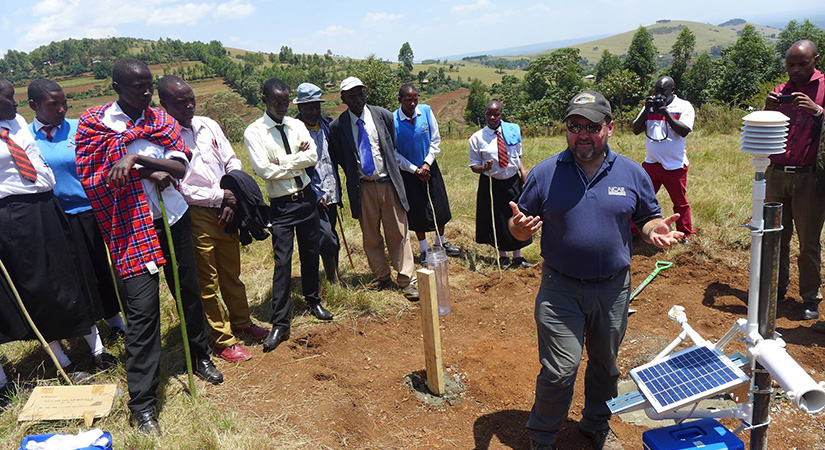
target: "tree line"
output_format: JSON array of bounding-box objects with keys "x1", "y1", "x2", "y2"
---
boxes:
[{"x1": 463, "y1": 20, "x2": 825, "y2": 134}]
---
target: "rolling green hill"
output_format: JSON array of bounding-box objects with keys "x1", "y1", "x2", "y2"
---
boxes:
[{"x1": 503, "y1": 20, "x2": 780, "y2": 66}]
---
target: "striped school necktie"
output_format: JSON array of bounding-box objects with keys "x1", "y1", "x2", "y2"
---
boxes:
[
  {"x1": 0, "y1": 128, "x2": 37, "y2": 182},
  {"x1": 494, "y1": 130, "x2": 509, "y2": 168},
  {"x1": 42, "y1": 125, "x2": 54, "y2": 141}
]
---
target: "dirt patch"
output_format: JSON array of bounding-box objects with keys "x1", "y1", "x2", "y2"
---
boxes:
[{"x1": 209, "y1": 249, "x2": 825, "y2": 449}]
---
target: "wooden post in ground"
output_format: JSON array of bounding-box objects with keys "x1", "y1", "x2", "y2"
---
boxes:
[{"x1": 417, "y1": 268, "x2": 445, "y2": 395}]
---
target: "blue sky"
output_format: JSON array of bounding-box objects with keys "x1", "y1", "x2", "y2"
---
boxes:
[{"x1": 2, "y1": 0, "x2": 822, "y2": 61}]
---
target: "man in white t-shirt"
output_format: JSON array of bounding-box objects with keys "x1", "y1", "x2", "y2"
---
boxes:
[{"x1": 632, "y1": 75, "x2": 696, "y2": 237}]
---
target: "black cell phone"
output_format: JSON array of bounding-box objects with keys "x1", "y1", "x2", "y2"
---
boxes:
[{"x1": 778, "y1": 94, "x2": 794, "y2": 104}]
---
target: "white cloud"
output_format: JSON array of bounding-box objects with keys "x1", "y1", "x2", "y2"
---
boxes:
[
  {"x1": 451, "y1": 0, "x2": 493, "y2": 14},
  {"x1": 313, "y1": 25, "x2": 355, "y2": 38},
  {"x1": 31, "y1": 0, "x2": 64, "y2": 15},
  {"x1": 147, "y1": 3, "x2": 216, "y2": 26},
  {"x1": 363, "y1": 12, "x2": 404, "y2": 24},
  {"x1": 215, "y1": 0, "x2": 255, "y2": 20}
]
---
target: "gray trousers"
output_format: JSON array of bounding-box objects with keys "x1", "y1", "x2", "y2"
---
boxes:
[{"x1": 526, "y1": 264, "x2": 630, "y2": 445}]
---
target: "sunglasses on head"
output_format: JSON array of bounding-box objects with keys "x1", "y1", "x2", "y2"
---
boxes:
[{"x1": 566, "y1": 122, "x2": 604, "y2": 134}]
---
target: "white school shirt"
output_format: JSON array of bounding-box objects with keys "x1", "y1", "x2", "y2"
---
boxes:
[
  {"x1": 101, "y1": 102, "x2": 190, "y2": 225},
  {"x1": 468, "y1": 125, "x2": 522, "y2": 180},
  {"x1": 0, "y1": 114, "x2": 55, "y2": 198}
]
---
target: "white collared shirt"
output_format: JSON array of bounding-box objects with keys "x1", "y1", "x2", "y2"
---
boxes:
[
  {"x1": 0, "y1": 114, "x2": 55, "y2": 199},
  {"x1": 100, "y1": 101, "x2": 190, "y2": 225},
  {"x1": 396, "y1": 105, "x2": 441, "y2": 173},
  {"x1": 348, "y1": 107, "x2": 388, "y2": 179},
  {"x1": 179, "y1": 116, "x2": 242, "y2": 208},
  {"x1": 468, "y1": 125, "x2": 522, "y2": 180},
  {"x1": 32, "y1": 117, "x2": 65, "y2": 138},
  {"x1": 243, "y1": 113, "x2": 317, "y2": 199}
]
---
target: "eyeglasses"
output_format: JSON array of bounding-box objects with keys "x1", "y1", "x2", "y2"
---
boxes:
[{"x1": 566, "y1": 122, "x2": 604, "y2": 134}]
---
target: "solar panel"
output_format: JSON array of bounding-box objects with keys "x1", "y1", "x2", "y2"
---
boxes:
[{"x1": 630, "y1": 344, "x2": 750, "y2": 413}]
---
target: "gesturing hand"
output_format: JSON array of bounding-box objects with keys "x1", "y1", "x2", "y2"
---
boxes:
[
  {"x1": 509, "y1": 201, "x2": 542, "y2": 240},
  {"x1": 645, "y1": 214, "x2": 685, "y2": 248}
]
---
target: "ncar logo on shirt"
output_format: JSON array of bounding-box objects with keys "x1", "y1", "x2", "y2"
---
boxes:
[{"x1": 608, "y1": 186, "x2": 626, "y2": 196}]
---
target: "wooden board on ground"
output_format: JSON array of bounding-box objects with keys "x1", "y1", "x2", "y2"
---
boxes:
[
  {"x1": 418, "y1": 268, "x2": 445, "y2": 395},
  {"x1": 19, "y1": 384, "x2": 118, "y2": 426}
]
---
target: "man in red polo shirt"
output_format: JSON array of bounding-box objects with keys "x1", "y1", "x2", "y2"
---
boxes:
[{"x1": 764, "y1": 39, "x2": 824, "y2": 321}]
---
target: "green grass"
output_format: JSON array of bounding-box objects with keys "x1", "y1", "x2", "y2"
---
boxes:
[
  {"x1": 412, "y1": 62, "x2": 523, "y2": 86},
  {"x1": 0, "y1": 129, "x2": 755, "y2": 448}
]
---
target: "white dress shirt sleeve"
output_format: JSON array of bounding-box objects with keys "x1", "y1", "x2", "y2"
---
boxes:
[{"x1": 424, "y1": 107, "x2": 441, "y2": 166}]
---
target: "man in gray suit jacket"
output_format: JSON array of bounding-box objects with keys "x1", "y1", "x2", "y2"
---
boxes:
[{"x1": 328, "y1": 77, "x2": 418, "y2": 300}]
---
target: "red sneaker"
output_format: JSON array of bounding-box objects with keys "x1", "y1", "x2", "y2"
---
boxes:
[
  {"x1": 240, "y1": 324, "x2": 270, "y2": 340},
  {"x1": 213, "y1": 344, "x2": 252, "y2": 362}
]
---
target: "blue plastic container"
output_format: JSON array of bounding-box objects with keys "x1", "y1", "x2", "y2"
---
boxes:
[
  {"x1": 19, "y1": 432, "x2": 113, "y2": 450},
  {"x1": 643, "y1": 418, "x2": 743, "y2": 450}
]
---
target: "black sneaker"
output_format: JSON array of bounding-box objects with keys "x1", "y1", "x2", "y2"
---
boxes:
[
  {"x1": 419, "y1": 251, "x2": 428, "y2": 268},
  {"x1": 498, "y1": 256, "x2": 511, "y2": 267}
]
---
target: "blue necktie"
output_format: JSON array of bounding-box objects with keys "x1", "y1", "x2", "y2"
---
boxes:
[{"x1": 357, "y1": 118, "x2": 375, "y2": 176}]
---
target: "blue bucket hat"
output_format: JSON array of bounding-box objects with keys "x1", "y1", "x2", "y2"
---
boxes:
[{"x1": 293, "y1": 83, "x2": 324, "y2": 104}]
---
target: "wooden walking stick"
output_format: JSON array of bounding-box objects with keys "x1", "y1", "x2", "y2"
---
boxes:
[
  {"x1": 156, "y1": 185, "x2": 196, "y2": 397},
  {"x1": 487, "y1": 171, "x2": 503, "y2": 277},
  {"x1": 0, "y1": 258, "x2": 72, "y2": 385},
  {"x1": 334, "y1": 207, "x2": 355, "y2": 269},
  {"x1": 104, "y1": 245, "x2": 127, "y2": 326}
]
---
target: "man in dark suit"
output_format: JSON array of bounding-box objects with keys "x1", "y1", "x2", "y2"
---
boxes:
[{"x1": 328, "y1": 77, "x2": 418, "y2": 300}]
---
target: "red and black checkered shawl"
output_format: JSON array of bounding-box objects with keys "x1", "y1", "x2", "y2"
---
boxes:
[{"x1": 75, "y1": 103, "x2": 191, "y2": 279}]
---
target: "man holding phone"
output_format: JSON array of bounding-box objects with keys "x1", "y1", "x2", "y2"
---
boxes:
[{"x1": 764, "y1": 39, "x2": 824, "y2": 321}]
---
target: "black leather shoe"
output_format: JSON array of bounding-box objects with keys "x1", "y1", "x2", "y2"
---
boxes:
[
  {"x1": 511, "y1": 257, "x2": 532, "y2": 269},
  {"x1": 442, "y1": 242, "x2": 461, "y2": 257},
  {"x1": 104, "y1": 327, "x2": 126, "y2": 346},
  {"x1": 194, "y1": 357, "x2": 224, "y2": 385},
  {"x1": 0, "y1": 383, "x2": 14, "y2": 410},
  {"x1": 63, "y1": 363, "x2": 94, "y2": 385},
  {"x1": 308, "y1": 303, "x2": 334, "y2": 321},
  {"x1": 262, "y1": 327, "x2": 290, "y2": 352},
  {"x1": 131, "y1": 406, "x2": 161, "y2": 435},
  {"x1": 802, "y1": 302, "x2": 820, "y2": 320},
  {"x1": 498, "y1": 256, "x2": 511, "y2": 267},
  {"x1": 94, "y1": 352, "x2": 118, "y2": 371}
]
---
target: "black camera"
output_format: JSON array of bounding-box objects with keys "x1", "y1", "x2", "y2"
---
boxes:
[{"x1": 653, "y1": 93, "x2": 667, "y2": 109}]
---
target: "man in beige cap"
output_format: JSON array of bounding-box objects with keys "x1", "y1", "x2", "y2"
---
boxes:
[{"x1": 327, "y1": 77, "x2": 418, "y2": 300}]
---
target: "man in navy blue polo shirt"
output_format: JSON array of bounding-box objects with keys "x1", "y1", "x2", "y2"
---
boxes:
[{"x1": 509, "y1": 91, "x2": 684, "y2": 450}]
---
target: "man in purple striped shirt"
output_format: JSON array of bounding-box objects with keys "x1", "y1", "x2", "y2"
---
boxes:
[{"x1": 158, "y1": 76, "x2": 270, "y2": 362}]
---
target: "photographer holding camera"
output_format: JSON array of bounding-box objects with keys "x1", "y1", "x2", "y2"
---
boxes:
[
  {"x1": 632, "y1": 75, "x2": 695, "y2": 238},
  {"x1": 763, "y1": 39, "x2": 824, "y2": 322}
]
